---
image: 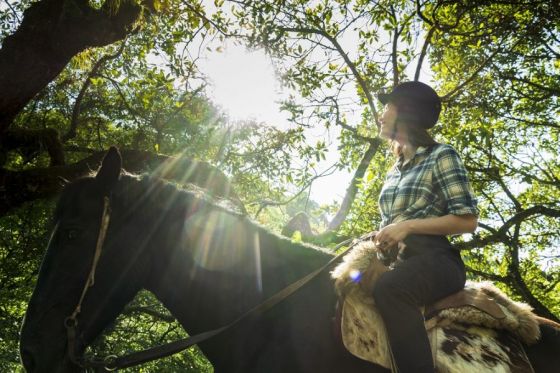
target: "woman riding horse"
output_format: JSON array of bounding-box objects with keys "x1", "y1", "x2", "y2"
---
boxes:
[{"x1": 371, "y1": 81, "x2": 479, "y2": 373}]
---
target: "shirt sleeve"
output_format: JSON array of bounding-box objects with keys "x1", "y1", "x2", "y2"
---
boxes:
[{"x1": 433, "y1": 145, "x2": 479, "y2": 216}]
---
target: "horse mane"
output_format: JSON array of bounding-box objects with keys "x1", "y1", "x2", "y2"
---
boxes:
[
  {"x1": 54, "y1": 171, "x2": 243, "y2": 219},
  {"x1": 128, "y1": 174, "x2": 334, "y2": 263},
  {"x1": 54, "y1": 172, "x2": 333, "y2": 267},
  {"x1": 115, "y1": 173, "x2": 246, "y2": 217}
]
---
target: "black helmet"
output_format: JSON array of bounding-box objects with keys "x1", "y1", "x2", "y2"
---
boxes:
[{"x1": 377, "y1": 81, "x2": 442, "y2": 129}]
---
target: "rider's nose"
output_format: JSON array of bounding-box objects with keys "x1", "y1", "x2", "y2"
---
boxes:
[{"x1": 21, "y1": 348, "x2": 35, "y2": 372}]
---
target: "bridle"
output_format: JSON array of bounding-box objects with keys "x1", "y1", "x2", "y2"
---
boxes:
[
  {"x1": 63, "y1": 195, "x2": 362, "y2": 371},
  {"x1": 64, "y1": 196, "x2": 115, "y2": 370}
]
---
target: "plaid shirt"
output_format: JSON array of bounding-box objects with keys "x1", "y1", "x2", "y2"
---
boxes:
[{"x1": 378, "y1": 144, "x2": 478, "y2": 228}]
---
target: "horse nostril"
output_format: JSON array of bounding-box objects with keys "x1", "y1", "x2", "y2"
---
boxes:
[{"x1": 21, "y1": 348, "x2": 35, "y2": 372}]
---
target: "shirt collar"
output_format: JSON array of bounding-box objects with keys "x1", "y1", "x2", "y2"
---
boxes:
[
  {"x1": 397, "y1": 146, "x2": 431, "y2": 169},
  {"x1": 415, "y1": 146, "x2": 430, "y2": 156}
]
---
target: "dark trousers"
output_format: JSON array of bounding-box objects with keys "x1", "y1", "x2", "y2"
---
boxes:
[{"x1": 371, "y1": 235, "x2": 466, "y2": 373}]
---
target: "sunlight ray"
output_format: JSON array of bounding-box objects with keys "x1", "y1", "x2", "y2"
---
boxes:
[{"x1": 253, "y1": 232, "x2": 263, "y2": 294}]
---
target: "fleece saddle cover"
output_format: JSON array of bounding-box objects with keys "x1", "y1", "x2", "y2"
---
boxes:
[{"x1": 333, "y1": 242, "x2": 538, "y2": 372}]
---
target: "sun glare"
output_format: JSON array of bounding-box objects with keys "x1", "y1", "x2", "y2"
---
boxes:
[
  {"x1": 204, "y1": 44, "x2": 281, "y2": 122},
  {"x1": 200, "y1": 43, "x2": 351, "y2": 205}
]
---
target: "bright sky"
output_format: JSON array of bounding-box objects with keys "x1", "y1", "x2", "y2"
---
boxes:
[
  {"x1": 202, "y1": 45, "x2": 286, "y2": 124},
  {"x1": 198, "y1": 42, "x2": 353, "y2": 206},
  {"x1": 196, "y1": 3, "x2": 433, "y2": 207}
]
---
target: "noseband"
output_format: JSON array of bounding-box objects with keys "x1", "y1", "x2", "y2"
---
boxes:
[{"x1": 62, "y1": 195, "x2": 361, "y2": 371}]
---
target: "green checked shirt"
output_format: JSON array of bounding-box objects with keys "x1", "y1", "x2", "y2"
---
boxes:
[{"x1": 378, "y1": 143, "x2": 478, "y2": 229}]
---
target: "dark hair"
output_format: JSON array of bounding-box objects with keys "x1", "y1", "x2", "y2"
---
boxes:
[
  {"x1": 402, "y1": 120, "x2": 437, "y2": 147},
  {"x1": 378, "y1": 81, "x2": 441, "y2": 129},
  {"x1": 390, "y1": 116, "x2": 438, "y2": 156}
]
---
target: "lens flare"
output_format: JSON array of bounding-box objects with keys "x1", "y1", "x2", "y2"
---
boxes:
[{"x1": 349, "y1": 269, "x2": 362, "y2": 282}]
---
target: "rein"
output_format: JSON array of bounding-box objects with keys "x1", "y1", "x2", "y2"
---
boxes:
[{"x1": 64, "y1": 197, "x2": 364, "y2": 371}]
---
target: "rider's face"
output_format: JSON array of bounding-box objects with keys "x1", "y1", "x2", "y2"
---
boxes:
[{"x1": 379, "y1": 103, "x2": 398, "y2": 139}]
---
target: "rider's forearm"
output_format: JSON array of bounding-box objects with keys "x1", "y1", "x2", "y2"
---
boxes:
[{"x1": 402, "y1": 214, "x2": 478, "y2": 237}]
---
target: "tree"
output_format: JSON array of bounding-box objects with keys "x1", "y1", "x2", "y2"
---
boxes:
[
  {"x1": 0, "y1": 0, "x2": 339, "y2": 368},
  {"x1": 0, "y1": 0, "x2": 244, "y2": 370},
  {"x1": 0, "y1": 0, "x2": 558, "y2": 370},
  {"x1": 0, "y1": 0, "x2": 146, "y2": 134},
  {"x1": 424, "y1": 0, "x2": 560, "y2": 320},
  {"x1": 227, "y1": 0, "x2": 559, "y2": 320}
]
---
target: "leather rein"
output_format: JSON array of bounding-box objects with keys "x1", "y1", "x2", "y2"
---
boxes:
[{"x1": 64, "y1": 196, "x2": 360, "y2": 371}]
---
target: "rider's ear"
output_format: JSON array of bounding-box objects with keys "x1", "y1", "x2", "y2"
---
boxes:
[{"x1": 96, "y1": 146, "x2": 122, "y2": 194}]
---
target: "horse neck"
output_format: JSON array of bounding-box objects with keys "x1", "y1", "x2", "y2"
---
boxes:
[{"x1": 137, "y1": 195, "x2": 334, "y2": 334}]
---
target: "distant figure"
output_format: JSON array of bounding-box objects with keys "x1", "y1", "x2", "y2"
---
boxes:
[{"x1": 282, "y1": 211, "x2": 314, "y2": 239}]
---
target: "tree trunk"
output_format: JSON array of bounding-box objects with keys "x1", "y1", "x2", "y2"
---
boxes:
[
  {"x1": 0, "y1": 149, "x2": 241, "y2": 217},
  {"x1": 0, "y1": 0, "x2": 143, "y2": 135},
  {"x1": 327, "y1": 139, "x2": 381, "y2": 231}
]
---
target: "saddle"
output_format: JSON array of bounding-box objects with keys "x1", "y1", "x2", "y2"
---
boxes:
[
  {"x1": 426, "y1": 286, "x2": 505, "y2": 320},
  {"x1": 331, "y1": 241, "x2": 539, "y2": 373}
]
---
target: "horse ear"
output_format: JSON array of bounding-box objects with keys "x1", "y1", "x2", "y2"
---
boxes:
[{"x1": 96, "y1": 146, "x2": 122, "y2": 194}]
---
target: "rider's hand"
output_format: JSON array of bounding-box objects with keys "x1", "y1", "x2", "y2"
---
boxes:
[
  {"x1": 362, "y1": 230, "x2": 378, "y2": 241},
  {"x1": 374, "y1": 221, "x2": 410, "y2": 254}
]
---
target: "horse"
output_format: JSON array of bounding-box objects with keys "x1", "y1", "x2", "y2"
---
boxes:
[{"x1": 19, "y1": 147, "x2": 560, "y2": 372}]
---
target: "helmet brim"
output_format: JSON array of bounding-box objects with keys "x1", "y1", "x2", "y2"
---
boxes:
[{"x1": 377, "y1": 93, "x2": 392, "y2": 105}]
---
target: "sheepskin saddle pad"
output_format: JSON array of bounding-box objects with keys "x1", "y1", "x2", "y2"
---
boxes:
[{"x1": 331, "y1": 241, "x2": 539, "y2": 372}]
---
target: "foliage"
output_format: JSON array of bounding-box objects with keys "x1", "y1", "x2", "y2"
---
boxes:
[
  {"x1": 0, "y1": 0, "x2": 559, "y2": 370},
  {"x1": 425, "y1": 0, "x2": 560, "y2": 318},
  {"x1": 0, "y1": 201, "x2": 51, "y2": 371},
  {"x1": 226, "y1": 0, "x2": 559, "y2": 320},
  {"x1": 88, "y1": 291, "x2": 212, "y2": 372}
]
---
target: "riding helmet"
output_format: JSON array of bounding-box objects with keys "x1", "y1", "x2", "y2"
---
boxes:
[{"x1": 377, "y1": 81, "x2": 442, "y2": 129}]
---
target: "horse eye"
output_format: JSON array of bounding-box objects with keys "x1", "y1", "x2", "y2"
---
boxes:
[{"x1": 66, "y1": 229, "x2": 80, "y2": 240}]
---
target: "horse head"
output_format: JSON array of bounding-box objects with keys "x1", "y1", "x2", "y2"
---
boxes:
[{"x1": 20, "y1": 147, "x2": 151, "y2": 372}]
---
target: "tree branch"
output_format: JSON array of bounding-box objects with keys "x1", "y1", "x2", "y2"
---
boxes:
[
  {"x1": 414, "y1": 26, "x2": 435, "y2": 81},
  {"x1": 464, "y1": 265, "x2": 509, "y2": 283},
  {"x1": 440, "y1": 44, "x2": 504, "y2": 101},
  {"x1": 0, "y1": 128, "x2": 65, "y2": 166},
  {"x1": 278, "y1": 26, "x2": 380, "y2": 126},
  {"x1": 251, "y1": 164, "x2": 337, "y2": 218},
  {"x1": 389, "y1": 6, "x2": 400, "y2": 87},
  {"x1": 324, "y1": 96, "x2": 378, "y2": 144},
  {"x1": 326, "y1": 139, "x2": 381, "y2": 231},
  {"x1": 507, "y1": 223, "x2": 559, "y2": 321},
  {"x1": 0, "y1": 149, "x2": 241, "y2": 217},
  {"x1": 499, "y1": 74, "x2": 560, "y2": 97},
  {"x1": 0, "y1": 0, "x2": 146, "y2": 135},
  {"x1": 64, "y1": 41, "x2": 127, "y2": 142},
  {"x1": 456, "y1": 206, "x2": 560, "y2": 251}
]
